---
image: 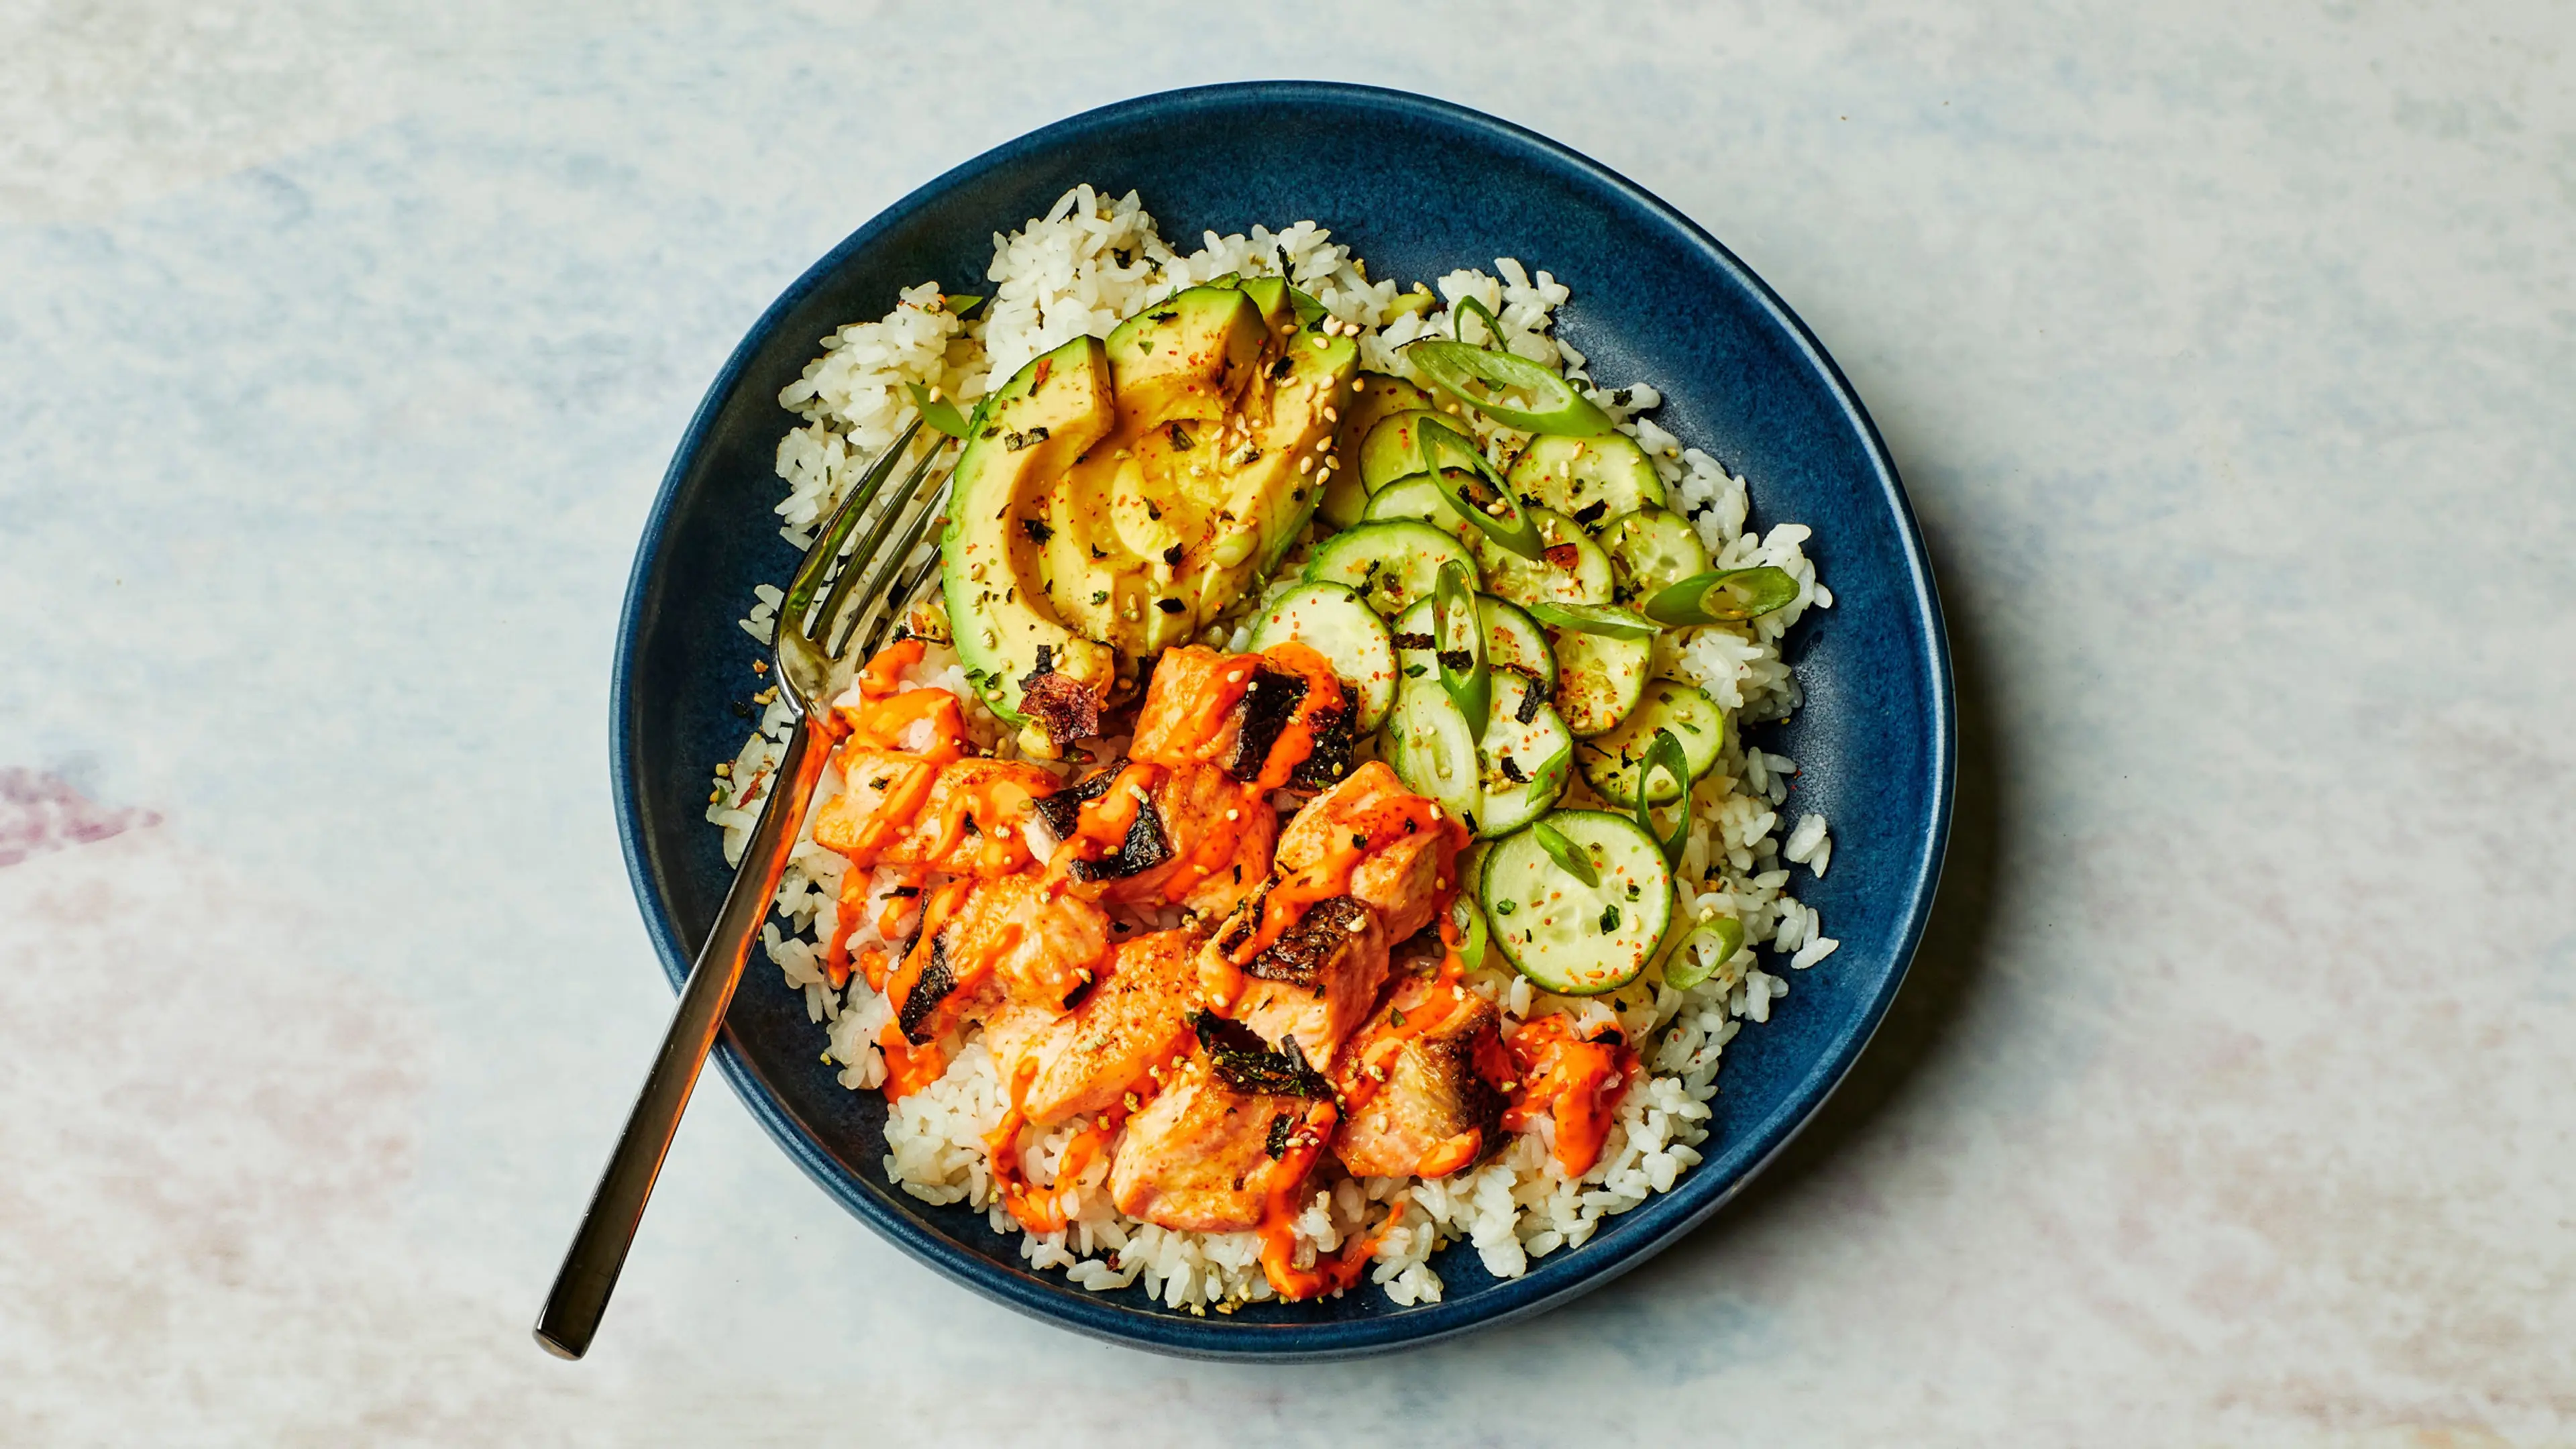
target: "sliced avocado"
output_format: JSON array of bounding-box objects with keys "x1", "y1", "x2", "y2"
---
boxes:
[
  {"x1": 943, "y1": 288, "x2": 1356, "y2": 737},
  {"x1": 1041, "y1": 284, "x2": 1356, "y2": 665},
  {"x1": 940, "y1": 334, "x2": 1118, "y2": 727},
  {"x1": 1236, "y1": 275, "x2": 1292, "y2": 327},
  {"x1": 1102, "y1": 284, "x2": 1269, "y2": 431}
]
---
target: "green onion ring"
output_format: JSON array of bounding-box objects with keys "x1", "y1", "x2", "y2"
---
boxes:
[
  {"x1": 1432, "y1": 558, "x2": 1491, "y2": 740},
  {"x1": 1525, "y1": 599, "x2": 1659, "y2": 641},
  {"x1": 1454, "y1": 294, "x2": 1508, "y2": 348},
  {"x1": 1636, "y1": 728, "x2": 1693, "y2": 864},
  {"x1": 1449, "y1": 894, "x2": 1491, "y2": 974},
  {"x1": 1531, "y1": 818, "x2": 1599, "y2": 889},
  {"x1": 1641, "y1": 566, "x2": 1802, "y2": 626},
  {"x1": 1416, "y1": 417, "x2": 1545, "y2": 559},
  {"x1": 1405, "y1": 338, "x2": 1615, "y2": 436},
  {"x1": 1660, "y1": 914, "x2": 1746, "y2": 991}
]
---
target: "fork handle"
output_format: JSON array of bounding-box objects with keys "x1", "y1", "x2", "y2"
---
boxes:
[{"x1": 535, "y1": 718, "x2": 826, "y2": 1360}]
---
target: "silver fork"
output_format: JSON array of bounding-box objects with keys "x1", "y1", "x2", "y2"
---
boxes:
[{"x1": 536, "y1": 417, "x2": 955, "y2": 1360}]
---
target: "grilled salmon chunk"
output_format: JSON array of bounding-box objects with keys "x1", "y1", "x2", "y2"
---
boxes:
[
  {"x1": 983, "y1": 927, "x2": 1198, "y2": 1127},
  {"x1": 1224, "y1": 892, "x2": 1391, "y2": 1065},
  {"x1": 1275, "y1": 762, "x2": 1457, "y2": 941},
  {"x1": 1330, "y1": 975, "x2": 1508, "y2": 1180},
  {"x1": 1129, "y1": 644, "x2": 1350, "y2": 791},
  {"x1": 890, "y1": 873, "x2": 1111, "y2": 1044},
  {"x1": 1107, "y1": 1054, "x2": 1312, "y2": 1232}
]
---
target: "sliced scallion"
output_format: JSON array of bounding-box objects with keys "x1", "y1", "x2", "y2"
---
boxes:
[
  {"x1": 1525, "y1": 599, "x2": 1659, "y2": 641},
  {"x1": 1531, "y1": 818, "x2": 1599, "y2": 889},
  {"x1": 1636, "y1": 728, "x2": 1692, "y2": 864},
  {"x1": 1525, "y1": 741, "x2": 1572, "y2": 796},
  {"x1": 1433, "y1": 558, "x2": 1491, "y2": 740},
  {"x1": 1405, "y1": 339, "x2": 1615, "y2": 436},
  {"x1": 1660, "y1": 914, "x2": 1747, "y2": 991},
  {"x1": 941, "y1": 293, "x2": 987, "y2": 318},
  {"x1": 1454, "y1": 294, "x2": 1508, "y2": 349},
  {"x1": 1450, "y1": 894, "x2": 1491, "y2": 974},
  {"x1": 905, "y1": 382, "x2": 972, "y2": 441},
  {"x1": 1416, "y1": 417, "x2": 1544, "y2": 559},
  {"x1": 1641, "y1": 566, "x2": 1801, "y2": 626}
]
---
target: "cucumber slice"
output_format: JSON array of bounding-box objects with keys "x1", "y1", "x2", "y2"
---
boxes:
[
  {"x1": 1475, "y1": 506, "x2": 1613, "y2": 609},
  {"x1": 1322, "y1": 374, "x2": 1435, "y2": 529},
  {"x1": 1381, "y1": 672, "x2": 1572, "y2": 841},
  {"x1": 1318, "y1": 467, "x2": 1371, "y2": 533},
  {"x1": 1362, "y1": 475, "x2": 1474, "y2": 543},
  {"x1": 1303, "y1": 520, "x2": 1477, "y2": 619},
  {"x1": 1393, "y1": 594, "x2": 1556, "y2": 694},
  {"x1": 1505, "y1": 432, "x2": 1670, "y2": 523},
  {"x1": 1359, "y1": 409, "x2": 1449, "y2": 492},
  {"x1": 1577, "y1": 678, "x2": 1726, "y2": 804},
  {"x1": 1480, "y1": 810, "x2": 1674, "y2": 995},
  {"x1": 1381, "y1": 681, "x2": 1472, "y2": 820},
  {"x1": 1549, "y1": 625, "x2": 1652, "y2": 737},
  {"x1": 1472, "y1": 673, "x2": 1574, "y2": 837},
  {"x1": 1246, "y1": 582, "x2": 1399, "y2": 732},
  {"x1": 1597, "y1": 508, "x2": 1709, "y2": 599}
]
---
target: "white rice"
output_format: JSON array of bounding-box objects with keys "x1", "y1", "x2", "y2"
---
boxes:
[{"x1": 708, "y1": 187, "x2": 1839, "y2": 1310}]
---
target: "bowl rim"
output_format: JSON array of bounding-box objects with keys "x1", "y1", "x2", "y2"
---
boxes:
[{"x1": 610, "y1": 78, "x2": 1954, "y2": 1359}]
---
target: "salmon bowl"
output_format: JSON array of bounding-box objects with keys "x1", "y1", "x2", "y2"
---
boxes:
[{"x1": 612, "y1": 82, "x2": 1952, "y2": 1358}]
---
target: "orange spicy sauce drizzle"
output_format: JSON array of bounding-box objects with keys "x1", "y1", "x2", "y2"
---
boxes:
[
  {"x1": 1127, "y1": 650, "x2": 1257, "y2": 768},
  {"x1": 873, "y1": 877, "x2": 973, "y2": 1100},
  {"x1": 1246, "y1": 641, "x2": 1344, "y2": 791},
  {"x1": 1035, "y1": 761, "x2": 1162, "y2": 890},
  {"x1": 821, "y1": 637, "x2": 1049, "y2": 1001},
  {"x1": 988, "y1": 1089, "x2": 1123, "y2": 1236},
  {"x1": 821, "y1": 640, "x2": 972, "y2": 869},
  {"x1": 1500, "y1": 1014, "x2": 1640, "y2": 1179},
  {"x1": 1254, "y1": 1096, "x2": 1411, "y2": 1301}
]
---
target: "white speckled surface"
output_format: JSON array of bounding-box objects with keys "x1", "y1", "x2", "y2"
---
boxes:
[{"x1": 4, "y1": 3, "x2": 2571, "y2": 1443}]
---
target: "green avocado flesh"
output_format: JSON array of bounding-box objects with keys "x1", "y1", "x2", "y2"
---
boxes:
[{"x1": 942, "y1": 282, "x2": 1358, "y2": 729}]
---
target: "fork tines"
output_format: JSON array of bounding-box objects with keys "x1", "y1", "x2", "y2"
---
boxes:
[{"x1": 781, "y1": 417, "x2": 957, "y2": 678}]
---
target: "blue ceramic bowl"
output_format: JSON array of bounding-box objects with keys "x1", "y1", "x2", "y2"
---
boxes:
[{"x1": 612, "y1": 81, "x2": 1952, "y2": 1358}]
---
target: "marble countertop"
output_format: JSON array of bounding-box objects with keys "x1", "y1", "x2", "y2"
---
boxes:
[{"x1": 4, "y1": 3, "x2": 2569, "y2": 1443}]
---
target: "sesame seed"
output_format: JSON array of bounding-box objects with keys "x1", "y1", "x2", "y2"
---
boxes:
[
  {"x1": 1352, "y1": 377, "x2": 1368, "y2": 392},
  {"x1": 1298, "y1": 457, "x2": 1313, "y2": 475}
]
